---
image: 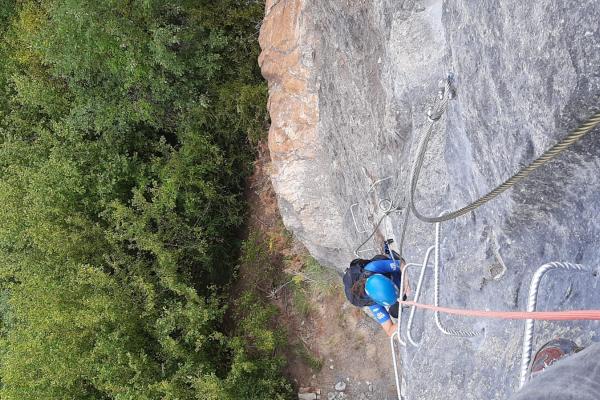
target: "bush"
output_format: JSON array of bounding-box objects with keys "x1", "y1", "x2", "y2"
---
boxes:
[
  {"x1": 228, "y1": 292, "x2": 293, "y2": 399},
  {"x1": 0, "y1": 1, "x2": 291, "y2": 399}
]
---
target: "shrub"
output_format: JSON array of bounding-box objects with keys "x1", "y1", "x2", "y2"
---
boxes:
[{"x1": 0, "y1": 1, "x2": 291, "y2": 399}]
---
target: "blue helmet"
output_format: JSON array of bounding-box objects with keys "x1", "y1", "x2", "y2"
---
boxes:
[{"x1": 365, "y1": 274, "x2": 399, "y2": 307}]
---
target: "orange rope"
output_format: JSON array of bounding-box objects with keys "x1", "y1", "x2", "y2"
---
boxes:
[{"x1": 400, "y1": 301, "x2": 600, "y2": 321}]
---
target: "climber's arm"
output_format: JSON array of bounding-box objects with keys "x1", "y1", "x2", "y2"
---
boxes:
[
  {"x1": 382, "y1": 319, "x2": 398, "y2": 337},
  {"x1": 369, "y1": 304, "x2": 397, "y2": 337}
]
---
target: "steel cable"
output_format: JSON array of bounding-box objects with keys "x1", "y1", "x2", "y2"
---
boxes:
[
  {"x1": 433, "y1": 214, "x2": 480, "y2": 337},
  {"x1": 410, "y1": 109, "x2": 600, "y2": 223},
  {"x1": 354, "y1": 80, "x2": 452, "y2": 258},
  {"x1": 356, "y1": 76, "x2": 600, "y2": 257},
  {"x1": 370, "y1": 75, "x2": 599, "y2": 400}
]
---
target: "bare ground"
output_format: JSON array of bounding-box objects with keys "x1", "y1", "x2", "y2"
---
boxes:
[{"x1": 240, "y1": 142, "x2": 399, "y2": 399}]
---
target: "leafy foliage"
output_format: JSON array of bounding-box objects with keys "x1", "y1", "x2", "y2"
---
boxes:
[{"x1": 0, "y1": 1, "x2": 289, "y2": 399}]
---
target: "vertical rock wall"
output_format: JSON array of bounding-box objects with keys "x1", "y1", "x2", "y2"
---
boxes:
[
  {"x1": 259, "y1": 0, "x2": 348, "y2": 267},
  {"x1": 260, "y1": 1, "x2": 600, "y2": 398}
]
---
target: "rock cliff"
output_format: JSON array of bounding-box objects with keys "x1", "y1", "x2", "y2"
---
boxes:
[{"x1": 259, "y1": 1, "x2": 600, "y2": 399}]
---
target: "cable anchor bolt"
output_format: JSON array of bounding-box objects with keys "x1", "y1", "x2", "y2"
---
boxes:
[{"x1": 443, "y1": 72, "x2": 457, "y2": 100}]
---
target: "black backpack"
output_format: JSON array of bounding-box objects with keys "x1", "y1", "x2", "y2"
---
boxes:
[{"x1": 343, "y1": 255, "x2": 394, "y2": 307}]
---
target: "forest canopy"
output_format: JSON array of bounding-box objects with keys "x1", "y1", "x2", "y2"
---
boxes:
[{"x1": 0, "y1": 1, "x2": 291, "y2": 399}]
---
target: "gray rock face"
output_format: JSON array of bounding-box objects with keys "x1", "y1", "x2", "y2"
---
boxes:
[{"x1": 261, "y1": 0, "x2": 600, "y2": 399}]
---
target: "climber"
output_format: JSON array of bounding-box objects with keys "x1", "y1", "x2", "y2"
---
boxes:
[{"x1": 343, "y1": 239, "x2": 411, "y2": 337}]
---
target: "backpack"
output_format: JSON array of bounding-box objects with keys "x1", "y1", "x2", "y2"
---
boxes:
[{"x1": 343, "y1": 255, "x2": 394, "y2": 307}]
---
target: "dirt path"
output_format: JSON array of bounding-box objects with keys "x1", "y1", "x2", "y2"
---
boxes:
[{"x1": 243, "y1": 143, "x2": 399, "y2": 399}]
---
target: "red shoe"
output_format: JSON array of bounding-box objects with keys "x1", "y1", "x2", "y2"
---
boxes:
[{"x1": 528, "y1": 338, "x2": 583, "y2": 381}]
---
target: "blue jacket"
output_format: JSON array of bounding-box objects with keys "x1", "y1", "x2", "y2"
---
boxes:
[{"x1": 364, "y1": 258, "x2": 402, "y2": 324}]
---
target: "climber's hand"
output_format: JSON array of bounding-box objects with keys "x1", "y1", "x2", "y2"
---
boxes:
[{"x1": 382, "y1": 320, "x2": 397, "y2": 337}]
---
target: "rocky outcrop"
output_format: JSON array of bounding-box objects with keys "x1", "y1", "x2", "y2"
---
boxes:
[
  {"x1": 260, "y1": 1, "x2": 600, "y2": 399},
  {"x1": 259, "y1": 0, "x2": 347, "y2": 268}
]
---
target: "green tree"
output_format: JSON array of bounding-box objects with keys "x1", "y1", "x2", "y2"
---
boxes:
[{"x1": 0, "y1": 0, "x2": 290, "y2": 398}]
